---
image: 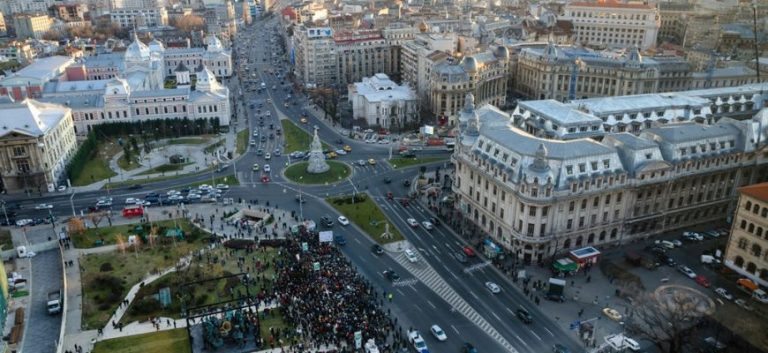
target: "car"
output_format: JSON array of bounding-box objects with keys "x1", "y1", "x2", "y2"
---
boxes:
[
  {"x1": 602, "y1": 307, "x2": 623, "y2": 321},
  {"x1": 15, "y1": 219, "x2": 33, "y2": 227},
  {"x1": 703, "y1": 337, "x2": 727, "y2": 350},
  {"x1": 735, "y1": 298, "x2": 755, "y2": 311},
  {"x1": 368, "y1": 159, "x2": 376, "y2": 165},
  {"x1": 378, "y1": 139, "x2": 389, "y2": 144},
  {"x1": 545, "y1": 293, "x2": 565, "y2": 302},
  {"x1": 677, "y1": 265, "x2": 697, "y2": 279},
  {"x1": 34, "y1": 204, "x2": 53, "y2": 210},
  {"x1": 216, "y1": 184, "x2": 230, "y2": 190},
  {"x1": 463, "y1": 246, "x2": 476, "y2": 257},
  {"x1": 357, "y1": 160, "x2": 367, "y2": 166},
  {"x1": 343, "y1": 145, "x2": 352, "y2": 152},
  {"x1": 485, "y1": 281, "x2": 501, "y2": 294},
  {"x1": 128, "y1": 184, "x2": 143, "y2": 190},
  {"x1": 252, "y1": 163, "x2": 260, "y2": 171},
  {"x1": 383, "y1": 270, "x2": 400, "y2": 281},
  {"x1": 198, "y1": 184, "x2": 212, "y2": 192},
  {"x1": 333, "y1": 234, "x2": 346, "y2": 245},
  {"x1": 461, "y1": 343, "x2": 478, "y2": 353},
  {"x1": 186, "y1": 194, "x2": 202, "y2": 201},
  {"x1": 455, "y1": 252, "x2": 468, "y2": 263},
  {"x1": 406, "y1": 218, "x2": 419, "y2": 227},
  {"x1": 403, "y1": 180, "x2": 411, "y2": 187},
  {"x1": 516, "y1": 308, "x2": 533, "y2": 323},
  {"x1": 682, "y1": 231, "x2": 703, "y2": 241},
  {"x1": 256, "y1": 149, "x2": 264, "y2": 156},
  {"x1": 429, "y1": 325, "x2": 447, "y2": 341},
  {"x1": 125, "y1": 198, "x2": 137, "y2": 205},
  {"x1": 670, "y1": 239, "x2": 683, "y2": 247},
  {"x1": 300, "y1": 117, "x2": 308, "y2": 124},
  {"x1": 405, "y1": 248, "x2": 418, "y2": 263},
  {"x1": 326, "y1": 151, "x2": 337, "y2": 159},
  {"x1": 335, "y1": 149, "x2": 347, "y2": 155},
  {"x1": 252, "y1": 130, "x2": 259, "y2": 136},
  {"x1": 407, "y1": 331, "x2": 429, "y2": 353},
  {"x1": 265, "y1": 152, "x2": 271, "y2": 160},
  {"x1": 694, "y1": 275, "x2": 711, "y2": 288},
  {"x1": 430, "y1": 217, "x2": 441, "y2": 226},
  {"x1": 656, "y1": 253, "x2": 677, "y2": 267},
  {"x1": 421, "y1": 221, "x2": 434, "y2": 230},
  {"x1": 371, "y1": 244, "x2": 384, "y2": 255},
  {"x1": 57, "y1": 185, "x2": 67, "y2": 192},
  {"x1": 714, "y1": 287, "x2": 733, "y2": 301},
  {"x1": 337, "y1": 216, "x2": 349, "y2": 226},
  {"x1": 320, "y1": 215, "x2": 334, "y2": 227},
  {"x1": 383, "y1": 177, "x2": 392, "y2": 184},
  {"x1": 263, "y1": 164, "x2": 271, "y2": 173}
]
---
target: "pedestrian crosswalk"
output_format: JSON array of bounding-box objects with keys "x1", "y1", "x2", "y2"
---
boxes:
[
  {"x1": 392, "y1": 278, "x2": 419, "y2": 287},
  {"x1": 392, "y1": 251, "x2": 518, "y2": 353}
]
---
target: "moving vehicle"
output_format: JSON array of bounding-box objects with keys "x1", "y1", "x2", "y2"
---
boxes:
[
  {"x1": 677, "y1": 265, "x2": 697, "y2": 279},
  {"x1": 421, "y1": 221, "x2": 434, "y2": 230},
  {"x1": 320, "y1": 215, "x2": 334, "y2": 227},
  {"x1": 35, "y1": 204, "x2": 53, "y2": 210},
  {"x1": 429, "y1": 325, "x2": 447, "y2": 341},
  {"x1": 695, "y1": 275, "x2": 711, "y2": 287},
  {"x1": 602, "y1": 307, "x2": 622, "y2": 321},
  {"x1": 485, "y1": 281, "x2": 501, "y2": 294},
  {"x1": 264, "y1": 164, "x2": 271, "y2": 173},
  {"x1": 407, "y1": 330, "x2": 429, "y2": 353},
  {"x1": 337, "y1": 216, "x2": 349, "y2": 226},
  {"x1": 552, "y1": 344, "x2": 570, "y2": 353},
  {"x1": 405, "y1": 249, "x2": 418, "y2": 263},
  {"x1": 121, "y1": 205, "x2": 144, "y2": 218},
  {"x1": 333, "y1": 234, "x2": 346, "y2": 246},
  {"x1": 371, "y1": 244, "x2": 384, "y2": 255},
  {"x1": 715, "y1": 287, "x2": 733, "y2": 301},
  {"x1": 383, "y1": 270, "x2": 400, "y2": 281},
  {"x1": 516, "y1": 308, "x2": 533, "y2": 324},
  {"x1": 461, "y1": 343, "x2": 478, "y2": 353},
  {"x1": 47, "y1": 289, "x2": 62, "y2": 315},
  {"x1": 406, "y1": 218, "x2": 419, "y2": 227},
  {"x1": 463, "y1": 246, "x2": 476, "y2": 257},
  {"x1": 736, "y1": 278, "x2": 768, "y2": 303}
]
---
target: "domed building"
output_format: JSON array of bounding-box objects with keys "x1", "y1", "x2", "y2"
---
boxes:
[{"x1": 123, "y1": 33, "x2": 165, "y2": 91}]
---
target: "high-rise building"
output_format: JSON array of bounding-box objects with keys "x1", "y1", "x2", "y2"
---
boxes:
[
  {"x1": 292, "y1": 26, "x2": 336, "y2": 87},
  {"x1": 400, "y1": 32, "x2": 457, "y2": 98},
  {"x1": 110, "y1": 7, "x2": 168, "y2": 28},
  {"x1": 335, "y1": 29, "x2": 395, "y2": 86},
  {"x1": 561, "y1": 0, "x2": 660, "y2": 50},
  {"x1": 13, "y1": 13, "x2": 52, "y2": 40}
]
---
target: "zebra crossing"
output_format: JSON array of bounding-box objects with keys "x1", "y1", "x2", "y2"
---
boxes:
[
  {"x1": 392, "y1": 278, "x2": 419, "y2": 287},
  {"x1": 392, "y1": 252, "x2": 519, "y2": 353},
  {"x1": 463, "y1": 261, "x2": 492, "y2": 274}
]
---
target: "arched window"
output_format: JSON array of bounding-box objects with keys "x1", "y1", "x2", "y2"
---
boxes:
[
  {"x1": 588, "y1": 233, "x2": 595, "y2": 244},
  {"x1": 749, "y1": 223, "x2": 755, "y2": 233},
  {"x1": 753, "y1": 204, "x2": 760, "y2": 214},
  {"x1": 599, "y1": 231, "x2": 606, "y2": 242},
  {"x1": 747, "y1": 262, "x2": 757, "y2": 273},
  {"x1": 576, "y1": 236, "x2": 583, "y2": 247},
  {"x1": 746, "y1": 201, "x2": 752, "y2": 210},
  {"x1": 741, "y1": 220, "x2": 748, "y2": 229},
  {"x1": 757, "y1": 227, "x2": 764, "y2": 238},
  {"x1": 760, "y1": 269, "x2": 768, "y2": 281},
  {"x1": 738, "y1": 237, "x2": 749, "y2": 249},
  {"x1": 610, "y1": 228, "x2": 618, "y2": 239},
  {"x1": 762, "y1": 208, "x2": 767, "y2": 218},
  {"x1": 734, "y1": 256, "x2": 745, "y2": 267},
  {"x1": 564, "y1": 239, "x2": 572, "y2": 249},
  {"x1": 751, "y1": 244, "x2": 762, "y2": 257}
]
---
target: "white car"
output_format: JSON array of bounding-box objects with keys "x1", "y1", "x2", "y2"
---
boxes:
[
  {"x1": 198, "y1": 184, "x2": 212, "y2": 191},
  {"x1": 265, "y1": 152, "x2": 271, "y2": 160},
  {"x1": 714, "y1": 287, "x2": 733, "y2": 301},
  {"x1": 125, "y1": 198, "x2": 137, "y2": 205},
  {"x1": 34, "y1": 204, "x2": 53, "y2": 210},
  {"x1": 682, "y1": 231, "x2": 703, "y2": 241},
  {"x1": 677, "y1": 265, "x2": 697, "y2": 279},
  {"x1": 57, "y1": 185, "x2": 67, "y2": 192},
  {"x1": 405, "y1": 249, "x2": 418, "y2": 263},
  {"x1": 335, "y1": 149, "x2": 347, "y2": 155},
  {"x1": 421, "y1": 221, "x2": 434, "y2": 230},
  {"x1": 407, "y1": 331, "x2": 429, "y2": 353},
  {"x1": 485, "y1": 281, "x2": 501, "y2": 294},
  {"x1": 429, "y1": 325, "x2": 447, "y2": 341},
  {"x1": 215, "y1": 184, "x2": 230, "y2": 190},
  {"x1": 264, "y1": 164, "x2": 271, "y2": 173},
  {"x1": 166, "y1": 190, "x2": 180, "y2": 196},
  {"x1": 406, "y1": 218, "x2": 419, "y2": 227},
  {"x1": 15, "y1": 219, "x2": 33, "y2": 227},
  {"x1": 337, "y1": 216, "x2": 350, "y2": 226}
]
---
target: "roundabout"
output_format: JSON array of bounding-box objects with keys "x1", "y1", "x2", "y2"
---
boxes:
[{"x1": 283, "y1": 160, "x2": 351, "y2": 184}]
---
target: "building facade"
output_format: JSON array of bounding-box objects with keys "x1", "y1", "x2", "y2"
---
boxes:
[
  {"x1": 0, "y1": 56, "x2": 74, "y2": 100},
  {"x1": 13, "y1": 13, "x2": 52, "y2": 40},
  {"x1": 515, "y1": 44, "x2": 692, "y2": 101},
  {"x1": 451, "y1": 87, "x2": 768, "y2": 264},
  {"x1": 0, "y1": 99, "x2": 77, "y2": 192},
  {"x1": 724, "y1": 182, "x2": 768, "y2": 286},
  {"x1": 109, "y1": 7, "x2": 168, "y2": 28},
  {"x1": 335, "y1": 29, "x2": 395, "y2": 86},
  {"x1": 348, "y1": 73, "x2": 418, "y2": 129},
  {"x1": 561, "y1": 1, "x2": 660, "y2": 50},
  {"x1": 292, "y1": 26, "x2": 336, "y2": 87},
  {"x1": 400, "y1": 32, "x2": 457, "y2": 98},
  {"x1": 429, "y1": 47, "x2": 509, "y2": 123}
]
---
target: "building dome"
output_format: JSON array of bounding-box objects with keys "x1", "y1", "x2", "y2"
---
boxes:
[
  {"x1": 148, "y1": 39, "x2": 165, "y2": 53},
  {"x1": 125, "y1": 33, "x2": 150, "y2": 63},
  {"x1": 206, "y1": 35, "x2": 223, "y2": 52},
  {"x1": 462, "y1": 56, "x2": 478, "y2": 73},
  {"x1": 494, "y1": 46, "x2": 509, "y2": 60}
]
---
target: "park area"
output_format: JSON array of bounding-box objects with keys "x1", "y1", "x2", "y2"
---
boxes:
[
  {"x1": 77, "y1": 219, "x2": 209, "y2": 329},
  {"x1": 389, "y1": 156, "x2": 447, "y2": 169},
  {"x1": 93, "y1": 328, "x2": 190, "y2": 353},
  {"x1": 280, "y1": 120, "x2": 330, "y2": 153},
  {"x1": 327, "y1": 194, "x2": 404, "y2": 244},
  {"x1": 283, "y1": 161, "x2": 350, "y2": 184}
]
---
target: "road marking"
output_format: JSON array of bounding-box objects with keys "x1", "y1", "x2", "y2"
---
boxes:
[
  {"x1": 543, "y1": 327, "x2": 554, "y2": 337},
  {"x1": 431, "y1": 245, "x2": 441, "y2": 254},
  {"x1": 506, "y1": 307, "x2": 515, "y2": 315},
  {"x1": 451, "y1": 272, "x2": 459, "y2": 280},
  {"x1": 353, "y1": 238, "x2": 362, "y2": 245},
  {"x1": 469, "y1": 290, "x2": 480, "y2": 300},
  {"x1": 529, "y1": 330, "x2": 542, "y2": 341},
  {"x1": 426, "y1": 300, "x2": 437, "y2": 309},
  {"x1": 491, "y1": 312, "x2": 501, "y2": 322},
  {"x1": 450, "y1": 325, "x2": 460, "y2": 336}
]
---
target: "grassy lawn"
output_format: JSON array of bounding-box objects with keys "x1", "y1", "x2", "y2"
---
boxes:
[
  {"x1": 284, "y1": 161, "x2": 350, "y2": 184},
  {"x1": 93, "y1": 328, "x2": 190, "y2": 353},
  {"x1": 72, "y1": 219, "x2": 197, "y2": 249},
  {"x1": 117, "y1": 154, "x2": 141, "y2": 171},
  {"x1": 120, "y1": 246, "x2": 279, "y2": 324},
  {"x1": 137, "y1": 162, "x2": 193, "y2": 176},
  {"x1": 236, "y1": 129, "x2": 249, "y2": 154},
  {"x1": 389, "y1": 157, "x2": 448, "y2": 169},
  {"x1": 80, "y1": 219, "x2": 208, "y2": 330},
  {"x1": 0, "y1": 229, "x2": 12, "y2": 251},
  {"x1": 166, "y1": 137, "x2": 208, "y2": 145},
  {"x1": 280, "y1": 120, "x2": 331, "y2": 153},
  {"x1": 327, "y1": 194, "x2": 404, "y2": 244},
  {"x1": 72, "y1": 140, "x2": 121, "y2": 186},
  {"x1": 203, "y1": 139, "x2": 225, "y2": 154},
  {"x1": 186, "y1": 174, "x2": 239, "y2": 188}
]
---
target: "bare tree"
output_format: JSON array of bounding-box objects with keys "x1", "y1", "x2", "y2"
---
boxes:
[
  {"x1": 624, "y1": 290, "x2": 709, "y2": 353},
  {"x1": 172, "y1": 14, "x2": 206, "y2": 34}
]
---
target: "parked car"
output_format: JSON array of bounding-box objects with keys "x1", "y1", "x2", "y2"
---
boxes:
[
  {"x1": 454, "y1": 252, "x2": 468, "y2": 263},
  {"x1": 463, "y1": 246, "x2": 476, "y2": 257}
]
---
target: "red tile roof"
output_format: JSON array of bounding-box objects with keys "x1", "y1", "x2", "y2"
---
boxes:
[{"x1": 740, "y1": 182, "x2": 768, "y2": 203}]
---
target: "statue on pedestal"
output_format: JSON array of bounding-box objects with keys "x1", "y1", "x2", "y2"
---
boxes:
[{"x1": 306, "y1": 128, "x2": 330, "y2": 174}]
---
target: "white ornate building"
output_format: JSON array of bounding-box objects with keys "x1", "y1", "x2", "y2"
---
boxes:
[
  {"x1": 38, "y1": 34, "x2": 231, "y2": 135},
  {"x1": 451, "y1": 86, "x2": 768, "y2": 264},
  {"x1": 348, "y1": 73, "x2": 419, "y2": 129}
]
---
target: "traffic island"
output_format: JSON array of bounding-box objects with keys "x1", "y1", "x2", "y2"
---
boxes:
[
  {"x1": 327, "y1": 194, "x2": 405, "y2": 244},
  {"x1": 283, "y1": 161, "x2": 350, "y2": 184}
]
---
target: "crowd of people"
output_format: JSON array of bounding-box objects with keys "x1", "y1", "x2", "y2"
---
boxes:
[{"x1": 273, "y1": 226, "x2": 406, "y2": 352}]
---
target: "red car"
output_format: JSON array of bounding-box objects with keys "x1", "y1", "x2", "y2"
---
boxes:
[
  {"x1": 463, "y1": 246, "x2": 476, "y2": 257},
  {"x1": 261, "y1": 176, "x2": 270, "y2": 183},
  {"x1": 387, "y1": 192, "x2": 393, "y2": 201},
  {"x1": 694, "y1": 275, "x2": 710, "y2": 288}
]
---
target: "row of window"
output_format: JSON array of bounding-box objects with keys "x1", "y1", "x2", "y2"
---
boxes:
[{"x1": 744, "y1": 200, "x2": 768, "y2": 218}]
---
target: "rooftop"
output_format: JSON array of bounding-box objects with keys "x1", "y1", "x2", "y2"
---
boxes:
[
  {"x1": 740, "y1": 182, "x2": 768, "y2": 204},
  {"x1": 567, "y1": 1, "x2": 654, "y2": 10},
  {"x1": 2, "y1": 56, "x2": 73, "y2": 82},
  {"x1": 573, "y1": 93, "x2": 711, "y2": 115},
  {"x1": 520, "y1": 100, "x2": 602, "y2": 126},
  {"x1": 0, "y1": 99, "x2": 71, "y2": 137}
]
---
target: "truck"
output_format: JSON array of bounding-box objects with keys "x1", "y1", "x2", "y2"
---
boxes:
[
  {"x1": 47, "y1": 289, "x2": 62, "y2": 315},
  {"x1": 736, "y1": 278, "x2": 768, "y2": 304}
]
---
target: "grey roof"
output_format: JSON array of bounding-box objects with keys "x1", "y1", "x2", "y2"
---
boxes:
[
  {"x1": 520, "y1": 45, "x2": 687, "y2": 69},
  {"x1": 521, "y1": 100, "x2": 602, "y2": 126},
  {"x1": 39, "y1": 95, "x2": 104, "y2": 109},
  {"x1": 0, "y1": 99, "x2": 71, "y2": 137},
  {"x1": 603, "y1": 133, "x2": 657, "y2": 150},
  {"x1": 478, "y1": 105, "x2": 615, "y2": 159},
  {"x1": 572, "y1": 93, "x2": 710, "y2": 115},
  {"x1": 642, "y1": 122, "x2": 742, "y2": 143},
  {"x1": 130, "y1": 88, "x2": 190, "y2": 98}
]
